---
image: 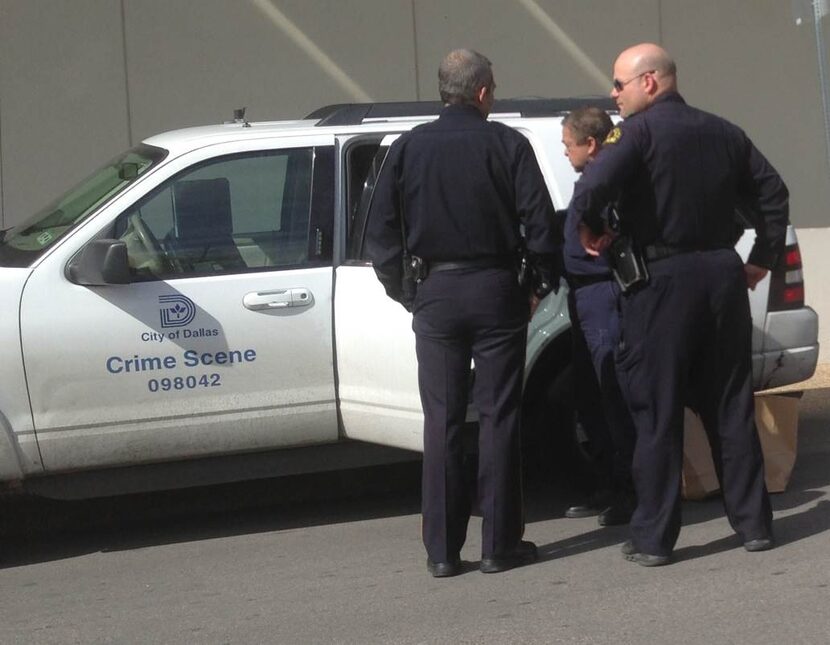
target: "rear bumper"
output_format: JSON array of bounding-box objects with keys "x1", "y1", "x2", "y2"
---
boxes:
[{"x1": 753, "y1": 307, "x2": 819, "y2": 390}]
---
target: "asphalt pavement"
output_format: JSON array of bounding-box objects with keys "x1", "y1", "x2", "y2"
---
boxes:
[{"x1": 1, "y1": 388, "x2": 829, "y2": 644}]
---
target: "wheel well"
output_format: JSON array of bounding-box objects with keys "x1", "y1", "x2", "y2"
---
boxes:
[
  {"x1": 521, "y1": 330, "x2": 595, "y2": 491},
  {"x1": 523, "y1": 330, "x2": 573, "y2": 413}
]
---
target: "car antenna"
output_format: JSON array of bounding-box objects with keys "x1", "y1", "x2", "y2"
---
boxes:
[{"x1": 227, "y1": 107, "x2": 250, "y2": 127}]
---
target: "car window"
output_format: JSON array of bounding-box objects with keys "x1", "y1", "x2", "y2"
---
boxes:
[
  {"x1": 345, "y1": 142, "x2": 389, "y2": 261},
  {"x1": 113, "y1": 147, "x2": 332, "y2": 279}
]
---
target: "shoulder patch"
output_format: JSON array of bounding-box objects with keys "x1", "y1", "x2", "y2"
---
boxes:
[{"x1": 604, "y1": 127, "x2": 622, "y2": 145}]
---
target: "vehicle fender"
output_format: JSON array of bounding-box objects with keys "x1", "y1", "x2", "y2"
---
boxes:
[
  {"x1": 0, "y1": 411, "x2": 26, "y2": 483},
  {"x1": 0, "y1": 268, "x2": 43, "y2": 483},
  {"x1": 525, "y1": 281, "x2": 572, "y2": 381}
]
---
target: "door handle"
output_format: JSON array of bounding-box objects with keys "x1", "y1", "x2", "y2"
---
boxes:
[{"x1": 243, "y1": 288, "x2": 314, "y2": 311}]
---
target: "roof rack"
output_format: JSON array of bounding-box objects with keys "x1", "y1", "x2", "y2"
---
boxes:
[{"x1": 306, "y1": 97, "x2": 617, "y2": 126}]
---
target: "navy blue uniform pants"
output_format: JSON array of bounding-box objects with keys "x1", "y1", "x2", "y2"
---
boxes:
[
  {"x1": 615, "y1": 250, "x2": 772, "y2": 556},
  {"x1": 412, "y1": 266, "x2": 528, "y2": 562},
  {"x1": 570, "y1": 280, "x2": 636, "y2": 493}
]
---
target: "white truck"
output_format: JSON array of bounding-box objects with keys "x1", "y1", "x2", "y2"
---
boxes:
[{"x1": 0, "y1": 99, "x2": 819, "y2": 499}]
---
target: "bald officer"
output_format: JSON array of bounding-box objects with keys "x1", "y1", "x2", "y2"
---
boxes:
[{"x1": 571, "y1": 43, "x2": 788, "y2": 566}]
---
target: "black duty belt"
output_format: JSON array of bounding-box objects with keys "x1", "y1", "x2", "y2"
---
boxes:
[
  {"x1": 567, "y1": 272, "x2": 613, "y2": 289},
  {"x1": 643, "y1": 242, "x2": 730, "y2": 262},
  {"x1": 429, "y1": 257, "x2": 514, "y2": 273}
]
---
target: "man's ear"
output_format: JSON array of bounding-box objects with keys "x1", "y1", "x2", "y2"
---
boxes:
[
  {"x1": 645, "y1": 71, "x2": 660, "y2": 96},
  {"x1": 586, "y1": 136, "x2": 599, "y2": 157},
  {"x1": 476, "y1": 85, "x2": 489, "y2": 105}
]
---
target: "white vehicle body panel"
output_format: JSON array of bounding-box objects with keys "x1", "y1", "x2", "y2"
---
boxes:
[
  {"x1": 0, "y1": 269, "x2": 42, "y2": 478},
  {"x1": 21, "y1": 266, "x2": 337, "y2": 471},
  {"x1": 335, "y1": 265, "x2": 423, "y2": 451},
  {"x1": 18, "y1": 134, "x2": 338, "y2": 472}
]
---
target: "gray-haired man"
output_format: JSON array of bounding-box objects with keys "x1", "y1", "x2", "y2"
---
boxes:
[{"x1": 366, "y1": 49, "x2": 559, "y2": 576}]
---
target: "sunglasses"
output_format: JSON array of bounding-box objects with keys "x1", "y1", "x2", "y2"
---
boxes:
[{"x1": 612, "y1": 70, "x2": 655, "y2": 92}]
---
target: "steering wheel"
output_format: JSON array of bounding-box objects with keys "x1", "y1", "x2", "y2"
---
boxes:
[{"x1": 128, "y1": 213, "x2": 175, "y2": 273}]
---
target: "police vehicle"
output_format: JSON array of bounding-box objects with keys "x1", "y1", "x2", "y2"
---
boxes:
[{"x1": 0, "y1": 101, "x2": 818, "y2": 498}]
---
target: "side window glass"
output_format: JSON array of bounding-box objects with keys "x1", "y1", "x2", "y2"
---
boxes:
[
  {"x1": 345, "y1": 142, "x2": 389, "y2": 260},
  {"x1": 114, "y1": 147, "x2": 329, "y2": 279}
]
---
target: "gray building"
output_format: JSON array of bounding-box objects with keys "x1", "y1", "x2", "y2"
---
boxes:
[{"x1": 1, "y1": 0, "x2": 827, "y2": 361}]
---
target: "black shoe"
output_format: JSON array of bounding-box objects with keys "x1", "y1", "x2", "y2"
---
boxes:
[
  {"x1": 480, "y1": 540, "x2": 538, "y2": 573},
  {"x1": 744, "y1": 537, "x2": 775, "y2": 552},
  {"x1": 565, "y1": 490, "x2": 613, "y2": 519},
  {"x1": 620, "y1": 540, "x2": 671, "y2": 567},
  {"x1": 597, "y1": 497, "x2": 635, "y2": 527},
  {"x1": 426, "y1": 558, "x2": 462, "y2": 578}
]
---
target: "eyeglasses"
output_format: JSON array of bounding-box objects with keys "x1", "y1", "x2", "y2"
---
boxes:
[{"x1": 612, "y1": 70, "x2": 655, "y2": 92}]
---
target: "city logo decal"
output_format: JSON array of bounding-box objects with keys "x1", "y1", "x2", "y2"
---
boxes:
[{"x1": 159, "y1": 294, "x2": 196, "y2": 328}]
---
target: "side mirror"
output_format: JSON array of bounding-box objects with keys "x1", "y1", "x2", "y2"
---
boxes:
[{"x1": 66, "y1": 239, "x2": 131, "y2": 285}]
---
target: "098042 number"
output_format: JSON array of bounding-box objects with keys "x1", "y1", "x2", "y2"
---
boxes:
[{"x1": 147, "y1": 373, "x2": 221, "y2": 393}]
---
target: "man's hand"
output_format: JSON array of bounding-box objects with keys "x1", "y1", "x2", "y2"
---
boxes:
[
  {"x1": 745, "y1": 263, "x2": 768, "y2": 290},
  {"x1": 579, "y1": 222, "x2": 614, "y2": 257}
]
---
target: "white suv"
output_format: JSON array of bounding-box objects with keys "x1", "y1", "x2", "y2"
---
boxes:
[{"x1": 0, "y1": 99, "x2": 818, "y2": 496}]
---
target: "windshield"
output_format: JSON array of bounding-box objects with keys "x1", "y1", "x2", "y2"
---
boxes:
[{"x1": 0, "y1": 144, "x2": 167, "y2": 267}]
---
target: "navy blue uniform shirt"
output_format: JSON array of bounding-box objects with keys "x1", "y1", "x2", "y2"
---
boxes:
[
  {"x1": 568, "y1": 92, "x2": 789, "y2": 268},
  {"x1": 366, "y1": 103, "x2": 558, "y2": 302}
]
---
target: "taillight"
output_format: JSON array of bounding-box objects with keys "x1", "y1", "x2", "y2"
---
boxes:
[{"x1": 768, "y1": 243, "x2": 805, "y2": 311}]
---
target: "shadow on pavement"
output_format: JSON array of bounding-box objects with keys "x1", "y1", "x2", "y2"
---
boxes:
[
  {"x1": 674, "y1": 498, "x2": 830, "y2": 562},
  {"x1": 0, "y1": 462, "x2": 575, "y2": 569},
  {"x1": 0, "y1": 462, "x2": 422, "y2": 568},
  {"x1": 3, "y1": 390, "x2": 827, "y2": 569}
]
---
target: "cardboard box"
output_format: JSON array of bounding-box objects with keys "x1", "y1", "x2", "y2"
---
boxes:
[{"x1": 681, "y1": 394, "x2": 799, "y2": 500}]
